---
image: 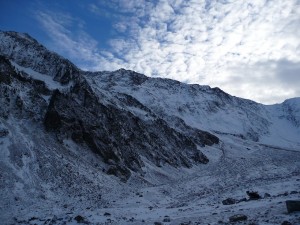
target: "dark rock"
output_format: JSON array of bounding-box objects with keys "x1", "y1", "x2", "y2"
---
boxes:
[
  {"x1": 222, "y1": 198, "x2": 236, "y2": 205},
  {"x1": 281, "y1": 221, "x2": 292, "y2": 225},
  {"x1": 44, "y1": 109, "x2": 62, "y2": 131},
  {"x1": 246, "y1": 191, "x2": 261, "y2": 200},
  {"x1": 106, "y1": 165, "x2": 131, "y2": 182},
  {"x1": 286, "y1": 200, "x2": 300, "y2": 213},
  {"x1": 28, "y1": 217, "x2": 38, "y2": 221},
  {"x1": 179, "y1": 222, "x2": 192, "y2": 225},
  {"x1": 0, "y1": 56, "x2": 13, "y2": 85},
  {"x1": 264, "y1": 193, "x2": 271, "y2": 198},
  {"x1": 128, "y1": 217, "x2": 135, "y2": 222},
  {"x1": 290, "y1": 191, "x2": 298, "y2": 194},
  {"x1": 74, "y1": 215, "x2": 87, "y2": 223},
  {"x1": 229, "y1": 214, "x2": 248, "y2": 222},
  {"x1": 154, "y1": 222, "x2": 163, "y2": 225},
  {"x1": 163, "y1": 216, "x2": 171, "y2": 222},
  {"x1": 0, "y1": 128, "x2": 9, "y2": 137},
  {"x1": 104, "y1": 212, "x2": 111, "y2": 216}
]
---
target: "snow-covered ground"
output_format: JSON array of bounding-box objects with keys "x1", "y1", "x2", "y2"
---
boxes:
[{"x1": 1, "y1": 122, "x2": 299, "y2": 225}]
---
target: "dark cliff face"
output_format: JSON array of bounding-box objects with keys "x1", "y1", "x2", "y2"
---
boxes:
[
  {"x1": 0, "y1": 56, "x2": 48, "y2": 120},
  {"x1": 43, "y1": 79, "x2": 215, "y2": 181},
  {"x1": 0, "y1": 31, "x2": 219, "y2": 181}
]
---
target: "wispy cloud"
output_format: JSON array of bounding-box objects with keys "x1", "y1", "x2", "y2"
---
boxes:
[
  {"x1": 35, "y1": 10, "x2": 124, "y2": 71},
  {"x1": 36, "y1": 0, "x2": 300, "y2": 104}
]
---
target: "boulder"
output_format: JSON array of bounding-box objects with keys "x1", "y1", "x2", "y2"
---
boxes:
[
  {"x1": 74, "y1": 215, "x2": 87, "y2": 223},
  {"x1": 0, "y1": 128, "x2": 9, "y2": 137},
  {"x1": 229, "y1": 214, "x2": 248, "y2": 222},
  {"x1": 222, "y1": 198, "x2": 236, "y2": 205},
  {"x1": 163, "y1": 216, "x2": 171, "y2": 222},
  {"x1": 281, "y1": 221, "x2": 292, "y2": 225},
  {"x1": 286, "y1": 200, "x2": 300, "y2": 213},
  {"x1": 154, "y1": 222, "x2": 163, "y2": 225},
  {"x1": 246, "y1": 191, "x2": 261, "y2": 200}
]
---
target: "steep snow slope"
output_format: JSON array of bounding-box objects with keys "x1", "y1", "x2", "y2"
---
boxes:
[
  {"x1": 261, "y1": 98, "x2": 300, "y2": 149},
  {"x1": 0, "y1": 31, "x2": 300, "y2": 225}
]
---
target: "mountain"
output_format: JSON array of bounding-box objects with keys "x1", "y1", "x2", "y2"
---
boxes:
[
  {"x1": 0, "y1": 31, "x2": 299, "y2": 225},
  {"x1": 85, "y1": 70, "x2": 300, "y2": 148}
]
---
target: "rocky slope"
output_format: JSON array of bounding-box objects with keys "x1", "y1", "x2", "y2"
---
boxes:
[{"x1": 0, "y1": 31, "x2": 219, "y2": 182}]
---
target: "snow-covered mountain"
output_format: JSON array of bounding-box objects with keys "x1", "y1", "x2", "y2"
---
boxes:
[
  {"x1": 0, "y1": 31, "x2": 299, "y2": 225},
  {"x1": 86, "y1": 67, "x2": 300, "y2": 150}
]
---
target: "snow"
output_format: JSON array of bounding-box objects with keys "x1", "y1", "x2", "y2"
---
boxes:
[
  {"x1": 260, "y1": 101, "x2": 300, "y2": 150},
  {"x1": 10, "y1": 61, "x2": 70, "y2": 90},
  {"x1": 1, "y1": 122, "x2": 299, "y2": 225}
]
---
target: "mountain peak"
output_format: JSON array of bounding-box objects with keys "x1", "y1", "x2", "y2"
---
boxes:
[
  {"x1": 0, "y1": 30, "x2": 79, "y2": 85},
  {"x1": 0, "y1": 31, "x2": 39, "y2": 44}
]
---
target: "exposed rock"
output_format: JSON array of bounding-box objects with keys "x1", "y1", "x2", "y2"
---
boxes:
[
  {"x1": 0, "y1": 128, "x2": 9, "y2": 137},
  {"x1": 229, "y1": 214, "x2": 248, "y2": 222},
  {"x1": 286, "y1": 200, "x2": 300, "y2": 213},
  {"x1": 281, "y1": 221, "x2": 292, "y2": 225},
  {"x1": 163, "y1": 216, "x2": 171, "y2": 222},
  {"x1": 246, "y1": 191, "x2": 261, "y2": 200},
  {"x1": 222, "y1": 198, "x2": 236, "y2": 205},
  {"x1": 106, "y1": 165, "x2": 131, "y2": 182},
  {"x1": 154, "y1": 222, "x2": 163, "y2": 225},
  {"x1": 74, "y1": 215, "x2": 88, "y2": 223}
]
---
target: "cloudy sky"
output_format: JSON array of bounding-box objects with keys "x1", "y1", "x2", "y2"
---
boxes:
[{"x1": 1, "y1": 0, "x2": 300, "y2": 104}]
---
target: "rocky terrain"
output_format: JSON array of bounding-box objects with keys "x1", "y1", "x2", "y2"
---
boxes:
[{"x1": 0, "y1": 31, "x2": 299, "y2": 224}]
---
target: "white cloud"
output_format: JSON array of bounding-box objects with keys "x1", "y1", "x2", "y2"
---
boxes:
[
  {"x1": 36, "y1": 0, "x2": 300, "y2": 104},
  {"x1": 104, "y1": 0, "x2": 300, "y2": 104}
]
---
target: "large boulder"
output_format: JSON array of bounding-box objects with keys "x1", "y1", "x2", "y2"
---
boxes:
[
  {"x1": 229, "y1": 214, "x2": 248, "y2": 222},
  {"x1": 286, "y1": 200, "x2": 300, "y2": 213},
  {"x1": 246, "y1": 191, "x2": 261, "y2": 200},
  {"x1": 222, "y1": 198, "x2": 236, "y2": 205}
]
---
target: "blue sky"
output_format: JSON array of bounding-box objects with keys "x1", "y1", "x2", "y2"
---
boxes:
[{"x1": 1, "y1": 0, "x2": 300, "y2": 104}]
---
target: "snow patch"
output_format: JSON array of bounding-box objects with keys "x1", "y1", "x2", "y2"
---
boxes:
[{"x1": 10, "y1": 61, "x2": 70, "y2": 90}]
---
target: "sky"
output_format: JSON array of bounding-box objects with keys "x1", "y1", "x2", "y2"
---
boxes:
[{"x1": 0, "y1": 0, "x2": 300, "y2": 104}]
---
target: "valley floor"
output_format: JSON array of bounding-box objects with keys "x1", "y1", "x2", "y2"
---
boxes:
[{"x1": 1, "y1": 134, "x2": 300, "y2": 225}]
